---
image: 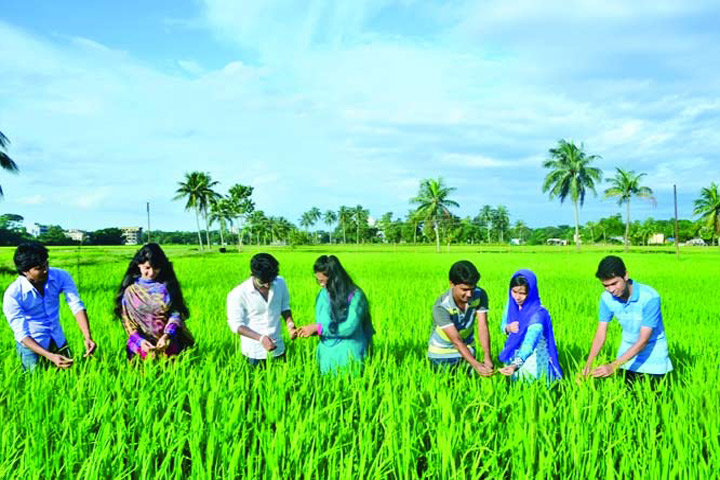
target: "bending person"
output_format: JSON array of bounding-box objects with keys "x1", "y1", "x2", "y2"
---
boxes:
[
  {"x1": 498, "y1": 269, "x2": 562, "y2": 383},
  {"x1": 297, "y1": 255, "x2": 374, "y2": 374},
  {"x1": 114, "y1": 243, "x2": 194, "y2": 360}
]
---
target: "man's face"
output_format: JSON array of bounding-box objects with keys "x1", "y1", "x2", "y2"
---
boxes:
[
  {"x1": 451, "y1": 282, "x2": 476, "y2": 307},
  {"x1": 253, "y1": 275, "x2": 273, "y2": 290},
  {"x1": 24, "y1": 260, "x2": 49, "y2": 285},
  {"x1": 600, "y1": 273, "x2": 630, "y2": 300}
]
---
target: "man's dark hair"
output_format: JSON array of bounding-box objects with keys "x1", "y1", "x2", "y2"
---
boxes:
[
  {"x1": 250, "y1": 253, "x2": 279, "y2": 283},
  {"x1": 449, "y1": 260, "x2": 480, "y2": 286},
  {"x1": 595, "y1": 255, "x2": 627, "y2": 280},
  {"x1": 14, "y1": 242, "x2": 49, "y2": 275}
]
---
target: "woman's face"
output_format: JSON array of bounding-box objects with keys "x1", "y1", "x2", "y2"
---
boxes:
[
  {"x1": 511, "y1": 285, "x2": 529, "y2": 307},
  {"x1": 138, "y1": 261, "x2": 161, "y2": 281},
  {"x1": 315, "y1": 271, "x2": 329, "y2": 288}
]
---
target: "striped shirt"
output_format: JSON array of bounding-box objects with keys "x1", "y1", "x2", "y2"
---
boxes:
[
  {"x1": 427, "y1": 287, "x2": 488, "y2": 360},
  {"x1": 599, "y1": 280, "x2": 673, "y2": 375}
]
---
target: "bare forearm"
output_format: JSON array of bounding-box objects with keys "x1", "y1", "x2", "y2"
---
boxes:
[
  {"x1": 585, "y1": 332, "x2": 607, "y2": 366},
  {"x1": 20, "y1": 337, "x2": 54, "y2": 360},
  {"x1": 237, "y1": 325, "x2": 263, "y2": 341},
  {"x1": 74, "y1": 310, "x2": 93, "y2": 340},
  {"x1": 450, "y1": 337, "x2": 481, "y2": 367},
  {"x1": 612, "y1": 339, "x2": 649, "y2": 368},
  {"x1": 476, "y1": 319, "x2": 492, "y2": 361}
]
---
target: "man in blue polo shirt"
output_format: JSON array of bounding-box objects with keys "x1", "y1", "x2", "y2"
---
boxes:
[
  {"x1": 582, "y1": 255, "x2": 672, "y2": 381},
  {"x1": 427, "y1": 260, "x2": 493, "y2": 376}
]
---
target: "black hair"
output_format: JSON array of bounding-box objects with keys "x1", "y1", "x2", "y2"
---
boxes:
[
  {"x1": 595, "y1": 255, "x2": 627, "y2": 280},
  {"x1": 114, "y1": 243, "x2": 189, "y2": 319},
  {"x1": 509, "y1": 274, "x2": 529, "y2": 289},
  {"x1": 448, "y1": 260, "x2": 480, "y2": 286},
  {"x1": 250, "y1": 253, "x2": 279, "y2": 284},
  {"x1": 14, "y1": 242, "x2": 49, "y2": 275},
  {"x1": 314, "y1": 255, "x2": 361, "y2": 334}
]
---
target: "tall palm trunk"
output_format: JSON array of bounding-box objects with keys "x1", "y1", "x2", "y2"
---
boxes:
[
  {"x1": 218, "y1": 220, "x2": 226, "y2": 247},
  {"x1": 434, "y1": 219, "x2": 440, "y2": 253},
  {"x1": 194, "y1": 208, "x2": 203, "y2": 250},
  {"x1": 573, "y1": 200, "x2": 581, "y2": 251},
  {"x1": 624, "y1": 201, "x2": 631, "y2": 253},
  {"x1": 203, "y1": 208, "x2": 211, "y2": 248},
  {"x1": 342, "y1": 221, "x2": 347, "y2": 243}
]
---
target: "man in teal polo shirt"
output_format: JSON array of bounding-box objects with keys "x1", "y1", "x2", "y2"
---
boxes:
[{"x1": 582, "y1": 255, "x2": 673, "y2": 381}]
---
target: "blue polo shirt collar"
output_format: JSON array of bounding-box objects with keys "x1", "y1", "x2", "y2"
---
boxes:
[{"x1": 627, "y1": 279, "x2": 639, "y2": 303}]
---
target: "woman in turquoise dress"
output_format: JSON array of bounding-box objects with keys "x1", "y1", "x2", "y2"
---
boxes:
[{"x1": 297, "y1": 255, "x2": 374, "y2": 374}]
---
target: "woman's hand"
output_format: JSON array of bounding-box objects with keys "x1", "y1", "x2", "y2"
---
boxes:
[
  {"x1": 499, "y1": 364, "x2": 518, "y2": 376},
  {"x1": 155, "y1": 334, "x2": 170, "y2": 352},
  {"x1": 505, "y1": 321, "x2": 519, "y2": 334},
  {"x1": 297, "y1": 324, "x2": 319, "y2": 338},
  {"x1": 140, "y1": 339, "x2": 156, "y2": 355}
]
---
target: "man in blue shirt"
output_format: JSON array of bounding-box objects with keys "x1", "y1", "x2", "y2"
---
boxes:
[
  {"x1": 3, "y1": 242, "x2": 97, "y2": 371},
  {"x1": 582, "y1": 255, "x2": 672, "y2": 381}
]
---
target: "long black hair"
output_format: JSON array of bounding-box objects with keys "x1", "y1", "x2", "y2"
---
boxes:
[
  {"x1": 314, "y1": 255, "x2": 359, "y2": 334},
  {"x1": 114, "y1": 243, "x2": 189, "y2": 320}
]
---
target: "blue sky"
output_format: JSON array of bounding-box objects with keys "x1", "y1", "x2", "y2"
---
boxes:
[{"x1": 0, "y1": 0, "x2": 718, "y2": 231}]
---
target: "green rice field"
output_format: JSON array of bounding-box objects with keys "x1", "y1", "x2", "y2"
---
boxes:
[{"x1": 0, "y1": 245, "x2": 718, "y2": 479}]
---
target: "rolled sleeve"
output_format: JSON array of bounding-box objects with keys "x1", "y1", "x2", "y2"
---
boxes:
[
  {"x1": 3, "y1": 289, "x2": 31, "y2": 343},
  {"x1": 278, "y1": 278, "x2": 291, "y2": 312},
  {"x1": 226, "y1": 288, "x2": 248, "y2": 334},
  {"x1": 641, "y1": 297, "x2": 661, "y2": 329},
  {"x1": 58, "y1": 270, "x2": 85, "y2": 314}
]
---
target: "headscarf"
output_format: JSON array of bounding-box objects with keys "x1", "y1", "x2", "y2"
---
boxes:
[{"x1": 498, "y1": 269, "x2": 562, "y2": 379}]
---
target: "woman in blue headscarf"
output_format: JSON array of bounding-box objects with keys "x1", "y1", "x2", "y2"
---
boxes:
[{"x1": 498, "y1": 269, "x2": 562, "y2": 383}]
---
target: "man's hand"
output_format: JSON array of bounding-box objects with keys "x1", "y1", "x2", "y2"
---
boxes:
[
  {"x1": 591, "y1": 363, "x2": 617, "y2": 378},
  {"x1": 505, "y1": 321, "x2": 519, "y2": 334},
  {"x1": 288, "y1": 325, "x2": 298, "y2": 340},
  {"x1": 83, "y1": 337, "x2": 97, "y2": 358},
  {"x1": 483, "y1": 357, "x2": 494, "y2": 371},
  {"x1": 260, "y1": 335, "x2": 277, "y2": 351},
  {"x1": 582, "y1": 363, "x2": 593, "y2": 377},
  {"x1": 499, "y1": 364, "x2": 518, "y2": 376},
  {"x1": 473, "y1": 362, "x2": 494, "y2": 377},
  {"x1": 50, "y1": 353, "x2": 74, "y2": 369}
]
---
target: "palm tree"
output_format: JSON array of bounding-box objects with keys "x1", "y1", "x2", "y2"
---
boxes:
[
  {"x1": 338, "y1": 206, "x2": 352, "y2": 244},
  {"x1": 228, "y1": 184, "x2": 254, "y2": 250},
  {"x1": 323, "y1": 210, "x2": 338, "y2": 244},
  {"x1": 299, "y1": 212, "x2": 314, "y2": 233},
  {"x1": 174, "y1": 172, "x2": 220, "y2": 249},
  {"x1": 693, "y1": 182, "x2": 720, "y2": 247},
  {"x1": 478, "y1": 205, "x2": 495, "y2": 243},
  {"x1": 542, "y1": 139, "x2": 603, "y2": 251},
  {"x1": 247, "y1": 210, "x2": 268, "y2": 245},
  {"x1": 0, "y1": 131, "x2": 20, "y2": 198},
  {"x1": 513, "y1": 220, "x2": 529, "y2": 244},
  {"x1": 352, "y1": 205, "x2": 369, "y2": 245},
  {"x1": 209, "y1": 196, "x2": 236, "y2": 247},
  {"x1": 493, "y1": 205, "x2": 510, "y2": 243},
  {"x1": 603, "y1": 168, "x2": 656, "y2": 252},
  {"x1": 411, "y1": 177, "x2": 459, "y2": 252}
]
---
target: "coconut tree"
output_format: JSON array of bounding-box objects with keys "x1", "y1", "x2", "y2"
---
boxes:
[
  {"x1": 323, "y1": 210, "x2": 338, "y2": 244},
  {"x1": 209, "y1": 196, "x2": 236, "y2": 247},
  {"x1": 542, "y1": 139, "x2": 603, "y2": 251},
  {"x1": 477, "y1": 205, "x2": 495, "y2": 243},
  {"x1": 493, "y1": 205, "x2": 510, "y2": 243},
  {"x1": 174, "y1": 172, "x2": 220, "y2": 249},
  {"x1": 693, "y1": 182, "x2": 720, "y2": 247},
  {"x1": 603, "y1": 168, "x2": 656, "y2": 252},
  {"x1": 338, "y1": 206, "x2": 352, "y2": 244},
  {"x1": 228, "y1": 183, "x2": 254, "y2": 250},
  {"x1": 0, "y1": 131, "x2": 20, "y2": 198},
  {"x1": 411, "y1": 177, "x2": 459, "y2": 252},
  {"x1": 352, "y1": 205, "x2": 369, "y2": 245}
]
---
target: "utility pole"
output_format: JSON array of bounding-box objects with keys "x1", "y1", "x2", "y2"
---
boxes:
[
  {"x1": 146, "y1": 202, "x2": 151, "y2": 243},
  {"x1": 673, "y1": 185, "x2": 680, "y2": 259}
]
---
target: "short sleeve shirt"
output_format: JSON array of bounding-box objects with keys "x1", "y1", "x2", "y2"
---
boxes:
[
  {"x1": 428, "y1": 287, "x2": 488, "y2": 360},
  {"x1": 598, "y1": 280, "x2": 672, "y2": 374}
]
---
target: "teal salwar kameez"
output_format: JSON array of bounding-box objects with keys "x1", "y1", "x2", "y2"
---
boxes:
[{"x1": 315, "y1": 288, "x2": 373, "y2": 374}]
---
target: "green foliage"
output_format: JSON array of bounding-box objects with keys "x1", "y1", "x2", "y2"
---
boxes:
[{"x1": 0, "y1": 246, "x2": 717, "y2": 478}]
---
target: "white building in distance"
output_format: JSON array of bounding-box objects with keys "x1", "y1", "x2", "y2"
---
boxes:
[
  {"x1": 64, "y1": 229, "x2": 86, "y2": 242},
  {"x1": 29, "y1": 223, "x2": 49, "y2": 237},
  {"x1": 121, "y1": 227, "x2": 143, "y2": 245}
]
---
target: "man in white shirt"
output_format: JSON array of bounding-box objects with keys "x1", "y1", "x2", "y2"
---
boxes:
[
  {"x1": 3, "y1": 242, "x2": 97, "y2": 371},
  {"x1": 227, "y1": 253, "x2": 297, "y2": 366}
]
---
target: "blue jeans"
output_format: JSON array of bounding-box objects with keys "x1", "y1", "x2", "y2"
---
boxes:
[{"x1": 15, "y1": 339, "x2": 71, "y2": 372}]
